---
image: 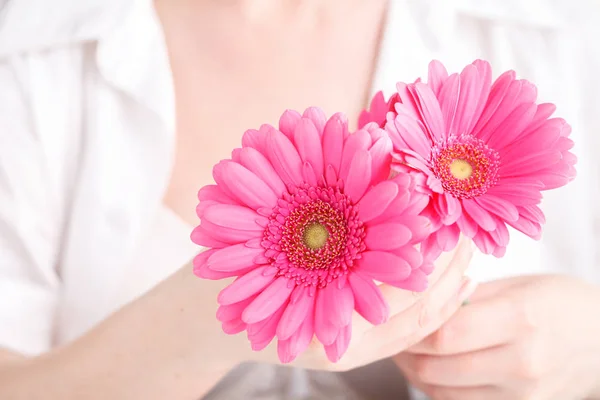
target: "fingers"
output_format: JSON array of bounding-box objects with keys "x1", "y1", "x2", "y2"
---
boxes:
[
  {"x1": 367, "y1": 238, "x2": 476, "y2": 350},
  {"x1": 409, "y1": 384, "x2": 504, "y2": 400},
  {"x1": 378, "y1": 237, "x2": 474, "y2": 317},
  {"x1": 376, "y1": 243, "x2": 459, "y2": 317},
  {"x1": 407, "y1": 289, "x2": 527, "y2": 355},
  {"x1": 466, "y1": 275, "x2": 532, "y2": 302},
  {"x1": 396, "y1": 344, "x2": 512, "y2": 387}
]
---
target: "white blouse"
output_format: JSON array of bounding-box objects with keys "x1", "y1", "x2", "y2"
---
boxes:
[{"x1": 0, "y1": 0, "x2": 598, "y2": 384}]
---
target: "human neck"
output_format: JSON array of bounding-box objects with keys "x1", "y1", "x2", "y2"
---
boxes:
[{"x1": 155, "y1": 0, "x2": 354, "y2": 23}]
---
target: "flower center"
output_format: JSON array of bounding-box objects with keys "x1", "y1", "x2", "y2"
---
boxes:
[
  {"x1": 261, "y1": 184, "x2": 366, "y2": 289},
  {"x1": 432, "y1": 135, "x2": 500, "y2": 199},
  {"x1": 302, "y1": 222, "x2": 329, "y2": 250},
  {"x1": 449, "y1": 159, "x2": 473, "y2": 180}
]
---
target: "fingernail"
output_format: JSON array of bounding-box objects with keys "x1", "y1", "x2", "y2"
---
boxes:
[{"x1": 457, "y1": 277, "x2": 478, "y2": 304}]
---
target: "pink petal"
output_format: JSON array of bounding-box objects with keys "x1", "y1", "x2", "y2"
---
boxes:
[
  {"x1": 302, "y1": 161, "x2": 319, "y2": 187},
  {"x1": 357, "y1": 251, "x2": 412, "y2": 283},
  {"x1": 518, "y1": 204, "x2": 546, "y2": 224},
  {"x1": 420, "y1": 202, "x2": 443, "y2": 231},
  {"x1": 217, "y1": 266, "x2": 275, "y2": 305},
  {"x1": 278, "y1": 109, "x2": 302, "y2": 139},
  {"x1": 325, "y1": 164, "x2": 338, "y2": 186},
  {"x1": 388, "y1": 113, "x2": 433, "y2": 158},
  {"x1": 392, "y1": 245, "x2": 424, "y2": 269},
  {"x1": 250, "y1": 339, "x2": 273, "y2": 352},
  {"x1": 420, "y1": 261, "x2": 435, "y2": 275},
  {"x1": 499, "y1": 150, "x2": 562, "y2": 177},
  {"x1": 365, "y1": 222, "x2": 412, "y2": 250},
  {"x1": 438, "y1": 73, "x2": 460, "y2": 136},
  {"x1": 325, "y1": 284, "x2": 354, "y2": 328},
  {"x1": 207, "y1": 244, "x2": 264, "y2": 272},
  {"x1": 501, "y1": 111, "x2": 568, "y2": 160},
  {"x1": 214, "y1": 161, "x2": 278, "y2": 209},
  {"x1": 507, "y1": 213, "x2": 543, "y2": 240},
  {"x1": 248, "y1": 301, "x2": 288, "y2": 349},
  {"x1": 266, "y1": 128, "x2": 304, "y2": 187},
  {"x1": 396, "y1": 82, "x2": 421, "y2": 119},
  {"x1": 348, "y1": 273, "x2": 389, "y2": 325},
  {"x1": 474, "y1": 195, "x2": 519, "y2": 223},
  {"x1": 451, "y1": 64, "x2": 480, "y2": 136},
  {"x1": 357, "y1": 181, "x2": 399, "y2": 222},
  {"x1": 369, "y1": 136, "x2": 393, "y2": 183},
  {"x1": 194, "y1": 262, "x2": 249, "y2": 280},
  {"x1": 536, "y1": 172, "x2": 571, "y2": 190},
  {"x1": 203, "y1": 204, "x2": 264, "y2": 231},
  {"x1": 469, "y1": 60, "x2": 493, "y2": 129},
  {"x1": 370, "y1": 190, "x2": 410, "y2": 226},
  {"x1": 302, "y1": 107, "x2": 327, "y2": 132},
  {"x1": 461, "y1": 199, "x2": 497, "y2": 232},
  {"x1": 359, "y1": 91, "x2": 395, "y2": 128},
  {"x1": 343, "y1": 150, "x2": 372, "y2": 201},
  {"x1": 339, "y1": 130, "x2": 371, "y2": 181},
  {"x1": 434, "y1": 193, "x2": 462, "y2": 225},
  {"x1": 428, "y1": 60, "x2": 449, "y2": 97},
  {"x1": 217, "y1": 296, "x2": 257, "y2": 322},
  {"x1": 412, "y1": 82, "x2": 445, "y2": 141},
  {"x1": 324, "y1": 323, "x2": 351, "y2": 363},
  {"x1": 487, "y1": 182, "x2": 543, "y2": 206},
  {"x1": 493, "y1": 245, "x2": 507, "y2": 258},
  {"x1": 404, "y1": 190, "x2": 432, "y2": 216},
  {"x1": 322, "y1": 113, "x2": 347, "y2": 175},
  {"x1": 475, "y1": 79, "x2": 535, "y2": 144},
  {"x1": 222, "y1": 318, "x2": 246, "y2": 335},
  {"x1": 294, "y1": 118, "x2": 324, "y2": 180},
  {"x1": 472, "y1": 230, "x2": 500, "y2": 255},
  {"x1": 435, "y1": 224, "x2": 461, "y2": 251},
  {"x1": 389, "y1": 215, "x2": 433, "y2": 243},
  {"x1": 390, "y1": 269, "x2": 428, "y2": 292},
  {"x1": 315, "y1": 288, "x2": 340, "y2": 346},
  {"x1": 276, "y1": 288, "x2": 313, "y2": 341},
  {"x1": 487, "y1": 103, "x2": 538, "y2": 150},
  {"x1": 190, "y1": 226, "x2": 231, "y2": 248},
  {"x1": 241, "y1": 128, "x2": 267, "y2": 154},
  {"x1": 197, "y1": 220, "x2": 258, "y2": 244},
  {"x1": 488, "y1": 220, "x2": 510, "y2": 247},
  {"x1": 455, "y1": 212, "x2": 478, "y2": 238},
  {"x1": 197, "y1": 184, "x2": 236, "y2": 204},
  {"x1": 471, "y1": 71, "x2": 517, "y2": 140},
  {"x1": 193, "y1": 249, "x2": 218, "y2": 274},
  {"x1": 242, "y1": 278, "x2": 294, "y2": 324},
  {"x1": 238, "y1": 147, "x2": 287, "y2": 197},
  {"x1": 277, "y1": 303, "x2": 315, "y2": 363},
  {"x1": 420, "y1": 235, "x2": 443, "y2": 262}
]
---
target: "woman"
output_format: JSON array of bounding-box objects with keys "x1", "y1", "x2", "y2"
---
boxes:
[{"x1": 0, "y1": 0, "x2": 598, "y2": 399}]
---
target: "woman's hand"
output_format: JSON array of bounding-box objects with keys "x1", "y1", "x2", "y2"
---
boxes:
[
  {"x1": 394, "y1": 275, "x2": 600, "y2": 400},
  {"x1": 246, "y1": 238, "x2": 477, "y2": 371},
  {"x1": 0, "y1": 240, "x2": 474, "y2": 400}
]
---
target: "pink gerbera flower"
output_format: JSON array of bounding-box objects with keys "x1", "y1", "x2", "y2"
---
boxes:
[
  {"x1": 361, "y1": 60, "x2": 576, "y2": 260},
  {"x1": 191, "y1": 108, "x2": 432, "y2": 363}
]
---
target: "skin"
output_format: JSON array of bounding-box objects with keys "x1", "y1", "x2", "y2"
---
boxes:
[
  {"x1": 0, "y1": 236, "x2": 475, "y2": 400},
  {"x1": 0, "y1": 0, "x2": 477, "y2": 398},
  {"x1": 394, "y1": 275, "x2": 600, "y2": 400}
]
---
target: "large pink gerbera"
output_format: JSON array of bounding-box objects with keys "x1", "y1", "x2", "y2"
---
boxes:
[
  {"x1": 191, "y1": 108, "x2": 432, "y2": 363},
  {"x1": 360, "y1": 60, "x2": 576, "y2": 260}
]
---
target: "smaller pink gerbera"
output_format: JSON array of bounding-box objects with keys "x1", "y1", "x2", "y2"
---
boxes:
[
  {"x1": 360, "y1": 60, "x2": 576, "y2": 260},
  {"x1": 192, "y1": 108, "x2": 433, "y2": 364}
]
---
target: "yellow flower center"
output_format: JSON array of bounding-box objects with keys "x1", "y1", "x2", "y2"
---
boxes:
[
  {"x1": 449, "y1": 159, "x2": 473, "y2": 180},
  {"x1": 303, "y1": 222, "x2": 329, "y2": 250}
]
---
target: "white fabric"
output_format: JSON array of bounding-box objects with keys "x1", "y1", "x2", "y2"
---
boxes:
[{"x1": 0, "y1": 0, "x2": 598, "y2": 384}]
